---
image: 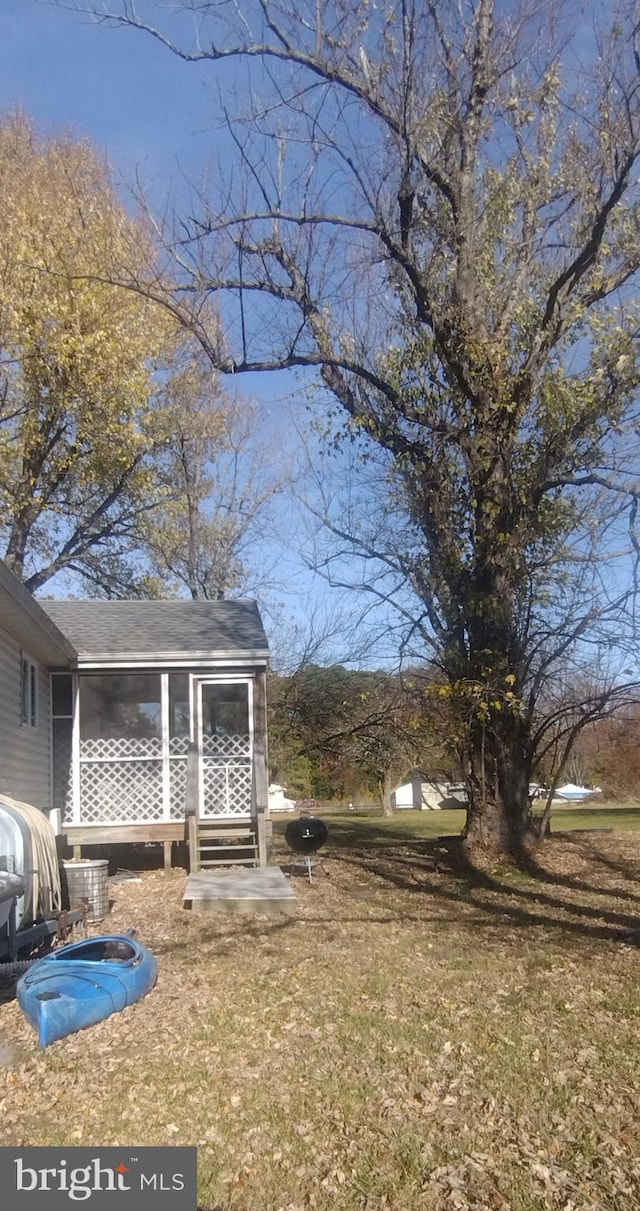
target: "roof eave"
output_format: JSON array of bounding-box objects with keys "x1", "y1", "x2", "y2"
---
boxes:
[
  {"x1": 74, "y1": 648, "x2": 270, "y2": 667},
  {"x1": 0, "y1": 561, "x2": 77, "y2": 666}
]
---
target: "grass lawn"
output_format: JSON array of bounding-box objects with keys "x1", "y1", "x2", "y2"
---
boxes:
[
  {"x1": 538, "y1": 803, "x2": 640, "y2": 832},
  {"x1": 2, "y1": 814, "x2": 640, "y2": 1209},
  {"x1": 297, "y1": 802, "x2": 640, "y2": 842}
]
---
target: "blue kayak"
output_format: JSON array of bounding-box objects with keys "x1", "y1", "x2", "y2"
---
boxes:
[{"x1": 17, "y1": 934, "x2": 157, "y2": 1048}]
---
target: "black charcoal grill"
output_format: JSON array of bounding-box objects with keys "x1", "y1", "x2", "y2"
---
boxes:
[{"x1": 284, "y1": 815, "x2": 328, "y2": 882}]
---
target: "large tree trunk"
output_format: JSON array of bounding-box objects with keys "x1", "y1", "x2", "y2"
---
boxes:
[
  {"x1": 452, "y1": 527, "x2": 534, "y2": 862},
  {"x1": 463, "y1": 710, "x2": 533, "y2": 862}
]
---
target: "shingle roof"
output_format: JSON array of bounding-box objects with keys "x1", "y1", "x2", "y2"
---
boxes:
[{"x1": 40, "y1": 599, "x2": 269, "y2": 664}]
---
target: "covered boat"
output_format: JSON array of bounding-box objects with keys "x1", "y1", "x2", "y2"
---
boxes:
[
  {"x1": 17, "y1": 934, "x2": 157, "y2": 1048},
  {"x1": 0, "y1": 871, "x2": 26, "y2": 932},
  {"x1": 555, "y1": 783, "x2": 602, "y2": 802},
  {"x1": 0, "y1": 796, "x2": 62, "y2": 930}
]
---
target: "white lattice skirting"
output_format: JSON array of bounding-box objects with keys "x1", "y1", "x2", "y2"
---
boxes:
[
  {"x1": 169, "y1": 760, "x2": 188, "y2": 820},
  {"x1": 79, "y1": 760, "x2": 164, "y2": 824},
  {"x1": 69, "y1": 734, "x2": 254, "y2": 825}
]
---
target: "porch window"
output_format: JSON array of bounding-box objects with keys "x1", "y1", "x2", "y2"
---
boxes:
[
  {"x1": 80, "y1": 674, "x2": 162, "y2": 742},
  {"x1": 78, "y1": 674, "x2": 163, "y2": 825},
  {"x1": 169, "y1": 673, "x2": 190, "y2": 739},
  {"x1": 201, "y1": 682, "x2": 249, "y2": 738}
]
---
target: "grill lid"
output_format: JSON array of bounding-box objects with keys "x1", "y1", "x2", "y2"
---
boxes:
[{"x1": 285, "y1": 815, "x2": 328, "y2": 854}]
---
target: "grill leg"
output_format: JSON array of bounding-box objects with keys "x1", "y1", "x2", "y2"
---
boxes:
[{"x1": 306, "y1": 855, "x2": 313, "y2": 883}]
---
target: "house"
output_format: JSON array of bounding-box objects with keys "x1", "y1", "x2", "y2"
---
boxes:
[
  {"x1": 0, "y1": 561, "x2": 270, "y2": 868},
  {"x1": 391, "y1": 771, "x2": 467, "y2": 811},
  {"x1": 391, "y1": 778, "x2": 440, "y2": 810},
  {"x1": 0, "y1": 560, "x2": 76, "y2": 811}
]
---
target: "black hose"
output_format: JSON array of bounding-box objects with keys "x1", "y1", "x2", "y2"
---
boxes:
[{"x1": 0, "y1": 959, "x2": 38, "y2": 978}]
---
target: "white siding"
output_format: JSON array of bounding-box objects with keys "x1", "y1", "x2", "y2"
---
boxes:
[{"x1": 0, "y1": 621, "x2": 51, "y2": 807}]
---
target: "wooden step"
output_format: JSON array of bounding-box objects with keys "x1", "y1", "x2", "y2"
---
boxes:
[
  {"x1": 199, "y1": 856, "x2": 259, "y2": 867},
  {"x1": 198, "y1": 838, "x2": 257, "y2": 851},
  {"x1": 197, "y1": 837, "x2": 259, "y2": 869},
  {"x1": 189, "y1": 817, "x2": 259, "y2": 872},
  {"x1": 199, "y1": 857, "x2": 259, "y2": 868},
  {"x1": 198, "y1": 839, "x2": 257, "y2": 849},
  {"x1": 198, "y1": 828, "x2": 256, "y2": 840},
  {"x1": 199, "y1": 851, "x2": 258, "y2": 861}
]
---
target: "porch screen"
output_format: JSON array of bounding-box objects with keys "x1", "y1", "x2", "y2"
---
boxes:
[
  {"x1": 79, "y1": 674, "x2": 163, "y2": 824},
  {"x1": 201, "y1": 682, "x2": 249, "y2": 738},
  {"x1": 168, "y1": 673, "x2": 190, "y2": 820},
  {"x1": 52, "y1": 673, "x2": 73, "y2": 817}
]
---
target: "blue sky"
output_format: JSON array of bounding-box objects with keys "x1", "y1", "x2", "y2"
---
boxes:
[
  {"x1": 1, "y1": 2, "x2": 212, "y2": 183},
  {"x1": 0, "y1": 2, "x2": 382, "y2": 663},
  {"x1": 0, "y1": 1, "x2": 312, "y2": 415},
  {"x1": 1, "y1": 3, "x2": 631, "y2": 677}
]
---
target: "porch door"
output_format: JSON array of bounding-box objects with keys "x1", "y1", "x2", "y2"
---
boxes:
[{"x1": 196, "y1": 679, "x2": 253, "y2": 818}]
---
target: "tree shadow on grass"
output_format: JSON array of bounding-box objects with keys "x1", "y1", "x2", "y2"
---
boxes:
[
  {"x1": 328, "y1": 834, "x2": 640, "y2": 949},
  {"x1": 518, "y1": 832, "x2": 640, "y2": 908}
]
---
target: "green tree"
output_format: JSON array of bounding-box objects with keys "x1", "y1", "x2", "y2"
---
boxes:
[
  {"x1": 268, "y1": 664, "x2": 430, "y2": 813},
  {"x1": 0, "y1": 113, "x2": 281, "y2": 603},
  {"x1": 0, "y1": 112, "x2": 177, "y2": 592},
  {"x1": 95, "y1": 1, "x2": 640, "y2": 858}
]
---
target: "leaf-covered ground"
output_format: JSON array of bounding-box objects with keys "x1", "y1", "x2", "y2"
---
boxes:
[{"x1": 1, "y1": 818, "x2": 640, "y2": 1210}]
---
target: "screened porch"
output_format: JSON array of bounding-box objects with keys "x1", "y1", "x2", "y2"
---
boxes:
[{"x1": 52, "y1": 671, "x2": 255, "y2": 828}]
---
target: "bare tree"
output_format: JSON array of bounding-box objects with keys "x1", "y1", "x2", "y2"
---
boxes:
[
  {"x1": 81, "y1": 0, "x2": 640, "y2": 861},
  {"x1": 141, "y1": 345, "x2": 285, "y2": 600}
]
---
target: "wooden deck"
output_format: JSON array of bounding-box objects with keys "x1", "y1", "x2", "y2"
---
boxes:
[{"x1": 184, "y1": 866, "x2": 296, "y2": 916}]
